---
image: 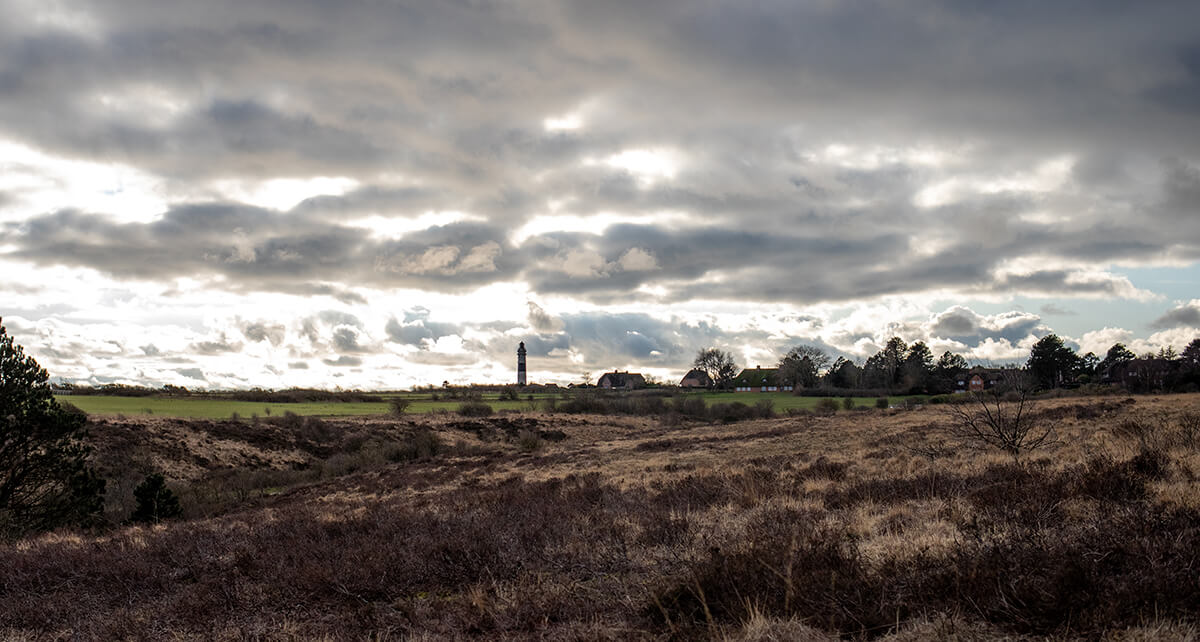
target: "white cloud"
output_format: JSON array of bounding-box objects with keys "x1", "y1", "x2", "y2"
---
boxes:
[
  {"x1": 0, "y1": 142, "x2": 168, "y2": 224},
  {"x1": 591, "y1": 148, "x2": 680, "y2": 185},
  {"x1": 555, "y1": 248, "x2": 611, "y2": 278},
  {"x1": 211, "y1": 176, "x2": 360, "y2": 212},
  {"x1": 617, "y1": 248, "x2": 659, "y2": 272},
  {"x1": 1079, "y1": 327, "x2": 1134, "y2": 356}
]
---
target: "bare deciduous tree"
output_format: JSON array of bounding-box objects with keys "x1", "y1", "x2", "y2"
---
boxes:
[{"x1": 943, "y1": 371, "x2": 1056, "y2": 461}]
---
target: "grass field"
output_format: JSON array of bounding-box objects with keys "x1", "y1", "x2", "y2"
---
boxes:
[{"x1": 57, "y1": 390, "x2": 911, "y2": 419}]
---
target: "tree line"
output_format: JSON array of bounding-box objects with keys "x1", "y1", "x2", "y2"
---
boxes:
[{"x1": 692, "y1": 335, "x2": 1200, "y2": 395}]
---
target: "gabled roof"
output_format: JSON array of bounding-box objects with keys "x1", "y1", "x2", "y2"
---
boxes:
[
  {"x1": 598, "y1": 371, "x2": 646, "y2": 388},
  {"x1": 680, "y1": 369, "x2": 712, "y2": 384},
  {"x1": 734, "y1": 367, "x2": 778, "y2": 386}
]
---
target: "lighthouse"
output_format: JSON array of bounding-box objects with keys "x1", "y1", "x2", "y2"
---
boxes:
[{"x1": 516, "y1": 342, "x2": 527, "y2": 385}]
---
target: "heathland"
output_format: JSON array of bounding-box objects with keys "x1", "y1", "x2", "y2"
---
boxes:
[{"x1": 4, "y1": 393, "x2": 1200, "y2": 639}]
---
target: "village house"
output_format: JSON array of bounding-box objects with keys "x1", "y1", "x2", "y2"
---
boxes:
[
  {"x1": 1104, "y1": 358, "x2": 1175, "y2": 392},
  {"x1": 733, "y1": 366, "x2": 793, "y2": 392},
  {"x1": 955, "y1": 367, "x2": 1004, "y2": 393},
  {"x1": 597, "y1": 371, "x2": 647, "y2": 390},
  {"x1": 678, "y1": 368, "x2": 712, "y2": 388}
]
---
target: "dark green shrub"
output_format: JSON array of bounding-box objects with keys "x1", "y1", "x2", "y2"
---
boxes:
[
  {"x1": 388, "y1": 397, "x2": 411, "y2": 415},
  {"x1": 407, "y1": 429, "x2": 441, "y2": 460},
  {"x1": 842, "y1": 397, "x2": 855, "y2": 410},
  {"x1": 130, "y1": 473, "x2": 182, "y2": 524},
  {"x1": 0, "y1": 321, "x2": 105, "y2": 537},
  {"x1": 754, "y1": 399, "x2": 776, "y2": 418},
  {"x1": 498, "y1": 387, "x2": 519, "y2": 401},
  {"x1": 814, "y1": 398, "x2": 839, "y2": 415},
  {"x1": 671, "y1": 396, "x2": 708, "y2": 418},
  {"x1": 903, "y1": 396, "x2": 927, "y2": 409},
  {"x1": 710, "y1": 402, "x2": 756, "y2": 423},
  {"x1": 298, "y1": 416, "x2": 334, "y2": 442},
  {"x1": 458, "y1": 401, "x2": 494, "y2": 417},
  {"x1": 875, "y1": 397, "x2": 890, "y2": 409}
]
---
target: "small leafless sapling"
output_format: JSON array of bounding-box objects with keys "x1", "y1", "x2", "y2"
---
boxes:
[{"x1": 943, "y1": 372, "x2": 1056, "y2": 461}]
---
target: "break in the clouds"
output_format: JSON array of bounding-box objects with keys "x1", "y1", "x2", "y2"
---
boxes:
[{"x1": 1, "y1": 0, "x2": 1198, "y2": 388}]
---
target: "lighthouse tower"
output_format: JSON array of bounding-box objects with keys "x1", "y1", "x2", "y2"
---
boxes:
[{"x1": 516, "y1": 342, "x2": 527, "y2": 385}]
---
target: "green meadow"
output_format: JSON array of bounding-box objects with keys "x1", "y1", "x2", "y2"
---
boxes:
[{"x1": 57, "y1": 390, "x2": 914, "y2": 420}]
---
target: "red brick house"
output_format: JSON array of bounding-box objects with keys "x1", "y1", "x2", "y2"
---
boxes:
[{"x1": 955, "y1": 367, "x2": 1003, "y2": 393}]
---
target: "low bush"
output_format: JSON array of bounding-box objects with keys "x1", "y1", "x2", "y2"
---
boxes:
[
  {"x1": 814, "y1": 398, "x2": 840, "y2": 415},
  {"x1": 516, "y1": 429, "x2": 542, "y2": 452},
  {"x1": 457, "y1": 401, "x2": 494, "y2": 417},
  {"x1": 388, "y1": 398, "x2": 411, "y2": 416},
  {"x1": 875, "y1": 397, "x2": 890, "y2": 409},
  {"x1": 709, "y1": 402, "x2": 757, "y2": 423},
  {"x1": 129, "y1": 473, "x2": 182, "y2": 524},
  {"x1": 753, "y1": 399, "x2": 775, "y2": 418},
  {"x1": 498, "y1": 387, "x2": 520, "y2": 401}
]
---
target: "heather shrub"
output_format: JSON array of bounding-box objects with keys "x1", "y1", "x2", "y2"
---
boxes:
[
  {"x1": 407, "y1": 428, "x2": 441, "y2": 460},
  {"x1": 671, "y1": 396, "x2": 708, "y2": 418},
  {"x1": 709, "y1": 402, "x2": 756, "y2": 423},
  {"x1": 274, "y1": 410, "x2": 305, "y2": 430},
  {"x1": 517, "y1": 429, "x2": 542, "y2": 452},
  {"x1": 1178, "y1": 411, "x2": 1200, "y2": 449},
  {"x1": 297, "y1": 416, "x2": 334, "y2": 442}
]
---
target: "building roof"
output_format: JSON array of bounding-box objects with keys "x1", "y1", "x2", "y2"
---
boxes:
[
  {"x1": 734, "y1": 367, "x2": 778, "y2": 387},
  {"x1": 680, "y1": 368, "x2": 712, "y2": 385},
  {"x1": 598, "y1": 371, "x2": 646, "y2": 388}
]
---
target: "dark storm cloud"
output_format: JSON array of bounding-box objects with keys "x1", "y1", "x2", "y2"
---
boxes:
[
  {"x1": 1, "y1": 0, "x2": 1198, "y2": 311},
  {"x1": 0, "y1": 204, "x2": 523, "y2": 293},
  {"x1": 1151, "y1": 302, "x2": 1200, "y2": 329},
  {"x1": 519, "y1": 333, "x2": 571, "y2": 358}
]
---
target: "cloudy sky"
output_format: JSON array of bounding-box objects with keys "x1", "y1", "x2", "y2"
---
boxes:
[{"x1": 2, "y1": 0, "x2": 1199, "y2": 389}]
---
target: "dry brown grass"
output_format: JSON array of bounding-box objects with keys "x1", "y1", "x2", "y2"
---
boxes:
[{"x1": 2, "y1": 394, "x2": 1199, "y2": 639}]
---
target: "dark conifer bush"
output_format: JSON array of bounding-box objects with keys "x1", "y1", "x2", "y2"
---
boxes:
[
  {"x1": 0, "y1": 319, "x2": 105, "y2": 538},
  {"x1": 130, "y1": 473, "x2": 182, "y2": 524}
]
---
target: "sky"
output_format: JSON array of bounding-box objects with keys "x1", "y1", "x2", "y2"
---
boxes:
[{"x1": 1, "y1": 0, "x2": 1199, "y2": 390}]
